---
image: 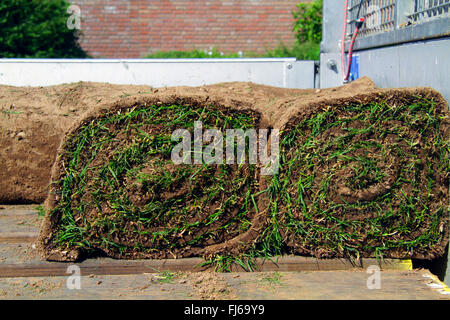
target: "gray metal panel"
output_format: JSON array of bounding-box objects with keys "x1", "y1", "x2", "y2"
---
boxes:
[
  {"x1": 0, "y1": 58, "x2": 315, "y2": 89},
  {"x1": 321, "y1": 37, "x2": 450, "y2": 102},
  {"x1": 358, "y1": 47, "x2": 402, "y2": 88},
  {"x1": 321, "y1": 0, "x2": 346, "y2": 54},
  {"x1": 358, "y1": 38, "x2": 450, "y2": 104},
  {"x1": 320, "y1": 53, "x2": 345, "y2": 88},
  {"x1": 285, "y1": 60, "x2": 317, "y2": 89}
]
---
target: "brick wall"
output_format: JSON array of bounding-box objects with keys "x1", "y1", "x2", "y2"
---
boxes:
[{"x1": 74, "y1": 0, "x2": 308, "y2": 58}]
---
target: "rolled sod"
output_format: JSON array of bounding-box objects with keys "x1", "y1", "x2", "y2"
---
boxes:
[
  {"x1": 39, "y1": 96, "x2": 267, "y2": 261},
  {"x1": 262, "y1": 89, "x2": 450, "y2": 261}
]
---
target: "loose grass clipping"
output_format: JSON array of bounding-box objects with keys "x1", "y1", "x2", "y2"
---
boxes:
[
  {"x1": 38, "y1": 96, "x2": 267, "y2": 261},
  {"x1": 264, "y1": 88, "x2": 450, "y2": 261}
]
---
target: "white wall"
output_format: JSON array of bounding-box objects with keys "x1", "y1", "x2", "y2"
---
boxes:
[{"x1": 0, "y1": 58, "x2": 316, "y2": 89}]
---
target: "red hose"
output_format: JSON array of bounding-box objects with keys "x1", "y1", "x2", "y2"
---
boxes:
[
  {"x1": 341, "y1": 0, "x2": 349, "y2": 80},
  {"x1": 344, "y1": 17, "x2": 365, "y2": 83}
]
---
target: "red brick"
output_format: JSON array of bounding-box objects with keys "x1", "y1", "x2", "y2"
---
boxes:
[{"x1": 77, "y1": 0, "x2": 301, "y2": 58}]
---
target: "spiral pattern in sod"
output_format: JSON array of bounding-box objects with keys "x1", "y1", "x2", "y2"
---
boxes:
[
  {"x1": 43, "y1": 102, "x2": 263, "y2": 259},
  {"x1": 270, "y1": 97, "x2": 449, "y2": 259}
]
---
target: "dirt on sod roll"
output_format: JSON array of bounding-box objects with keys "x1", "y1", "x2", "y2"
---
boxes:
[
  {"x1": 0, "y1": 82, "x2": 156, "y2": 204},
  {"x1": 38, "y1": 94, "x2": 271, "y2": 261},
  {"x1": 262, "y1": 87, "x2": 450, "y2": 261},
  {"x1": 0, "y1": 78, "x2": 376, "y2": 204}
]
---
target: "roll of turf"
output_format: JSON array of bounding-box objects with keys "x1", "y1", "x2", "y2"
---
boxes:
[
  {"x1": 39, "y1": 95, "x2": 267, "y2": 261},
  {"x1": 264, "y1": 88, "x2": 449, "y2": 260}
]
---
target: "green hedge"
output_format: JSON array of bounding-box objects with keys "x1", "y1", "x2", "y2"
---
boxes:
[{"x1": 0, "y1": 0, "x2": 88, "y2": 58}]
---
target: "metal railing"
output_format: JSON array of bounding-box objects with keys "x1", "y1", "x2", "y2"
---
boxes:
[
  {"x1": 408, "y1": 0, "x2": 450, "y2": 24},
  {"x1": 346, "y1": 0, "x2": 449, "y2": 39},
  {"x1": 348, "y1": 0, "x2": 396, "y2": 37}
]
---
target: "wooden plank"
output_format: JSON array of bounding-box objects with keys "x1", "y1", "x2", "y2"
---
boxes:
[
  {"x1": 0, "y1": 256, "x2": 412, "y2": 278},
  {"x1": 251, "y1": 256, "x2": 412, "y2": 272},
  {"x1": 0, "y1": 208, "x2": 40, "y2": 244},
  {"x1": 0, "y1": 270, "x2": 446, "y2": 300},
  {"x1": 228, "y1": 256, "x2": 412, "y2": 272},
  {"x1": 0, "y1": 209, "x2": 39, "y2": 216},
  {"x1": 0, "y1": 232, "x2": 37, "y2": 243},
  {"x1": 0, "y1": 259, "x2": 207, "y2": 278}
]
